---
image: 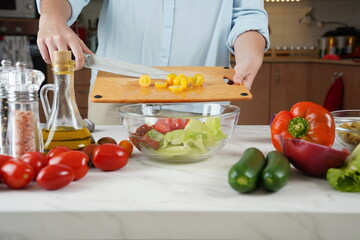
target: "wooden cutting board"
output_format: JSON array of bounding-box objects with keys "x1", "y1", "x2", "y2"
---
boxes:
[{"x1": 89, "y1": 66, "x2": 252, "y2": 103}]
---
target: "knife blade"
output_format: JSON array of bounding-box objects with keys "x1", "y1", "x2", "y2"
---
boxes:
[
  {"x1": 84, "y1": 54, "x2": 171, "y2": 79},
  {"x1": 27, "y1": 45, "x2": 171, "y2": 79}
]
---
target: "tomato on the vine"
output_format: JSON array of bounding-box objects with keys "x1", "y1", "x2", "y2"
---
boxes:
[
  {"x1": 20, "y1": 151, "x2": 47, "y2": 178},
  {"x1": 48, "y1": 151, "x2": 89, "y2": 180},
  {"x1": 92, "y1": 144, "x2": 129, "y2": 171},
  {"x1": 36, "y1": 164, "x2": 75, "y2": 190},
  {"x1": 0, "y1": 159, "x2": 34, "y2": 189}
]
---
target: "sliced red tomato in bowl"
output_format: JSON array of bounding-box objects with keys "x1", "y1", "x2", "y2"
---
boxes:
[{"x1": 153, "y1": 118, "x2": 189, "y2": 134}]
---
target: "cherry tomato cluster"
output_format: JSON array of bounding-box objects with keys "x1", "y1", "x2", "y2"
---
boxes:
[
  {"x1": 139, "y1": 73, "x2": 205, "y2": 92},
  {"x1": 0, "y1": 138, "x2": 134, "y2": 191}
]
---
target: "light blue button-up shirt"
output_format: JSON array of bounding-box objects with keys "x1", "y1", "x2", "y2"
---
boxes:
[{"x1": 37, "y1": 0, "x2": 269, "y2": 84}]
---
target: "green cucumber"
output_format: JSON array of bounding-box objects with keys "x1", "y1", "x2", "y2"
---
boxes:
[
  {"x1": 262, "y1": 151, "x2": 291, "y2": 192},
  {"x1": 228, "y1": 147, "x2": 266, "y2": 193}
]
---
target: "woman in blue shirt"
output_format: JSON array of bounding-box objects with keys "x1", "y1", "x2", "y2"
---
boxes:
[{"x1": 36, "y1": 0, "x2": 270, "y2": 125}]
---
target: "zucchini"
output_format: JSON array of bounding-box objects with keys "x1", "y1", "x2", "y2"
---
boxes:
[
  {"x1": 262, "y1": 151, "x2": 291, "y2": 192},
  {"x1": 228, "y1": 147, "x2": 266, "y2": 193}
]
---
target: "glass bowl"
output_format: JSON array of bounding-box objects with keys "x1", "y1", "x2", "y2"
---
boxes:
[
  {"x1": 331, "y1": 109, "x2": 360, "y2": 150},
  {"x1": 119, "y1": 103, "x2": 240, "y2": 163}
]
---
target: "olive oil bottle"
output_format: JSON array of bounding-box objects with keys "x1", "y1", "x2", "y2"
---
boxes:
[{"x1": 40, "y1": 51, "x2": 94, "y2": 153}]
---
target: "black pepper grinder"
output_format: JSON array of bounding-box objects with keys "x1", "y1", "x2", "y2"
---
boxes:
[{"x1": 0, "y1": 59, "x2": 13, "y2": 154}]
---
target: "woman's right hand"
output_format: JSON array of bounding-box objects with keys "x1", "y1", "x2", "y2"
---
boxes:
[{"x1": 37, "y1": 14, "x2": 93, "y2": 70}]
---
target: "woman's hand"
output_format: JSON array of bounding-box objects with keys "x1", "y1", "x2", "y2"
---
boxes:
[
  {"x1": 233, "y1": 56, "x2": 263, "y2": 90},
  {"x1": 36, "y1": 0, "x2": 93, "y2": 70},
  {"x1": 233, "y1": 31, "x2": 266, "y2": 90}
]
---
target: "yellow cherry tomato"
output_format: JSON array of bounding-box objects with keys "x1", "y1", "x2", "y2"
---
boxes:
[
  {"x1": 193, "y1": 73, "x2": 204, "y2": 87},
  {"x1": 168, "y1": 85, "x2": 184, "y2": 92},
  {"x1": 139, "y1": 74, "x2": 151, "y2": 87},
  {"x1": 173, "y1": 76, "x2": 182, "y2": 85},
  {"x1": 155, "y1": 80, "x2": 168, "y2": 88},
  {"x1": 186, "y1": 76, "x2": 193, "y2": 85},
  {"x1": 166, "y1": 73, "x2": 177, "y2": 85},
  {"x1": 179, "y1": 77, "x2": 188, "y2": 90},
  {"x1": 177, "y1": 73, "x2": 186, "y2": 79}
]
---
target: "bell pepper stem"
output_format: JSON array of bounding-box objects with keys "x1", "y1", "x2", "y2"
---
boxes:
[{"x1": 288, "y1": 117, "x2": 309, "y2": 138}]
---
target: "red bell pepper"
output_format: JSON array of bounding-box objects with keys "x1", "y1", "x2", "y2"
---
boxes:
[{"x1": 270, "y1": 101, "x2": 335, "y2": 152}]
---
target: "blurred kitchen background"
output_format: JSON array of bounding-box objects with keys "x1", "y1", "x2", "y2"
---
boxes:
[{"x1": 0, "y1": 0, "x2": 359, "y2": 124}]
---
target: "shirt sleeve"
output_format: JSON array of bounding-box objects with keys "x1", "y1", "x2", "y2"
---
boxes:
[
  {"x1": 35, "y1": 0, "x2": 90, "y2": 26},
  {"x1": 226, "y1": 0, "x2": 270, "y2": 53}
]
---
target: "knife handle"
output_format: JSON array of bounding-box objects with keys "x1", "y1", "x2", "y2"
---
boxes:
[{"x1": 28, "y1": 45, "x2": 42, "y2": 57}]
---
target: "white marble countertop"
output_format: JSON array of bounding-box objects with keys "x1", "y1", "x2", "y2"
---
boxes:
[{"x1": 1, "y1": 125, "x2": 359, "y2": 240}]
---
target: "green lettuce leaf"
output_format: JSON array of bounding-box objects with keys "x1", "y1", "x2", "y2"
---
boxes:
[{"x1": 326, "y1": 144, "x2": 360, "y2": 192}]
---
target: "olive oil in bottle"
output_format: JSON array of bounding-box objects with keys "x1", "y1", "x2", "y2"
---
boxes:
[
  {"x1": 42, "y1": 127, "x2": 94, "y2": 152},
  {"x1": 40, "y1": 51, "x2": 94, "y2": 153}
]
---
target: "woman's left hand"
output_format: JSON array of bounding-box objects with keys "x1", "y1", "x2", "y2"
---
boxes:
[
  {"x1": 233, "y1": 56, "x2": 263, "y2": 90},
  {"x1": 232, "y1": 31, "x2": 267, "y2": 90}
]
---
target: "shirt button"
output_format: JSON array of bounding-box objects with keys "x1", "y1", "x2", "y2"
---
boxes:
[{"x1": 166, "y1": 24, "x2": 172, "y2": 29}]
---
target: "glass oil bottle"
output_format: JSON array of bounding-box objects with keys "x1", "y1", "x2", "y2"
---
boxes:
[
  {"x1": 4, "y1": 62, "x2": 45, "y2": 158},
  {"x1": 40, "y1": 51, "x2": 94, "y2": 152}
]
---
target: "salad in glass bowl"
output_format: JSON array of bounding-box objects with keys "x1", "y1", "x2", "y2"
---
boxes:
[{"x1": 119, "y1": 103, "x2": 240, "y2": 163}]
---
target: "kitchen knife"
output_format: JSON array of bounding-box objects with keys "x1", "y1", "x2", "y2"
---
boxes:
[
  {"x1": 28, "y1": 45, "x2": 171, "y2": 79},
  {"x1": 84, "y1": 54, "x2": 171, "y2": 79}
]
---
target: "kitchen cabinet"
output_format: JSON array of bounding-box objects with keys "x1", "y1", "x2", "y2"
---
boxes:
[
  {"x1": 308, "y1": 63, "x2": 360, "y2": 110},
  {"x1": 269, "y1": 63, "x2": 309, "y2": 116},
  {"x1": 231, "y1": 62, "x2": 309, "y2": 125}
]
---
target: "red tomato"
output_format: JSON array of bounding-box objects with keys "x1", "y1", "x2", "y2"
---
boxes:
[
  {"x1": 153, "y1": 118, "x2": 189, "y2": 133},
  {"x1": 81, "y1": 143, "x2": 100, "y2": 163},
  {"x1": 20, "y1": 151, "x2": 47, "y2": 179},
  {"x1": 92, "y1": 144, "x2": 129, "y2": 171},
  {"x1": 48, "y1": 151, "x2": 89, "y2": 180},
  {"x1": 46, "y1": 146, "x2": 71, "y2": 161},
  {"x1": 0, "y1": 154, "x2": 15, "y2": 168},
  {"x1": 36, "y1": 164, "x2": 75, "y2": 190},
  {"x1": 0, "y1": 159, "x2": 34, "y2": 189}
]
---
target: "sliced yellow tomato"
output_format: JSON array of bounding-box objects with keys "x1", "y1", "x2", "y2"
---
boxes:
[
  {"x1": 177, "y1": 73, "x2": 186, "y2": 79},
  {"x1": 180, "y1": 77, "x2": 188, "y2": 90},
  {"x1": 193, "y1": 73, "x2": 204, "y2": 87},
  {"x1": 186, "y1": 76, "x2": 193, "y2": 85},
  {"x1": 168, "y1": 85, "x2": 184, "y2": 92},
  {"x1": 155, "y1": 80, "x2": 168, "y2": 88},
  {"x1": 173, "y1": 76, "x2": 182, "y2": 85},
  {"x1": 139, "y1": 74, "x2": 151, "y2": 87},
  {"x1": 166, "y1": 73, "x2": 176, "y2": 85}
]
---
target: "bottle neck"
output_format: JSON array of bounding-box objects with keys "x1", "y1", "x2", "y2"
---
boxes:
[{"x1": 48, "y1": 61, "x2": 84, "y2": 128}]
